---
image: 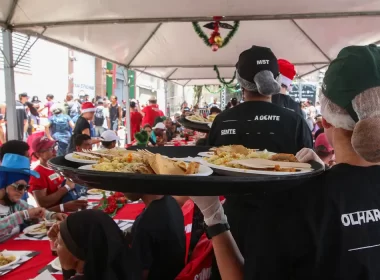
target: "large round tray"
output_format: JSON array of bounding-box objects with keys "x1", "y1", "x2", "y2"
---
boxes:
[
  {"x1": 179, "y1": 117, "x2": 210, "y2": 133},
  {"x1": 48, "y1": 146, "x2": 324, "y2": 196}
]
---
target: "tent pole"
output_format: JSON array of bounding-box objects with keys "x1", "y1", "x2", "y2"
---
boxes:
[
  {"x1": 2, "y1": 29, "x2": 17, "y2": 140},
  {"x1": 123, "y1": 67, "x2": 131, "y2": 145}
]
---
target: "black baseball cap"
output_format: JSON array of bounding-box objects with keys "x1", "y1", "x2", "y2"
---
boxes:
[
  {"x1": 236, "y1": 45, "x2": 279, "y2": 82},
  {"x1": 19, "y1": 92, "x2": 29, "y2": 98}
]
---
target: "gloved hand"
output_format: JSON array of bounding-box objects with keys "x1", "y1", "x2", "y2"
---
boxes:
[
  {"x1": 191, "y1": 196, "x2": 227, "y2": 226},
  {"x1": 296, "y1": 148, "x2": 325, "y2": 168}
]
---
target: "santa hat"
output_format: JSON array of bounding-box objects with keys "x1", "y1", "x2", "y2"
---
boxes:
[
  {"x1": 278, "y1": 59, "x2": 296, "y2": 88},
  {"x1": 81, "y1": 102, "x2": 96, "y2": 113}
]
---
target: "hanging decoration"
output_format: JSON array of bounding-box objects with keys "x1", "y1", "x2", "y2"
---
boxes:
[
  {"x1": 192, "y1": 17, "x2": 239, "y2": 52},
  {"x1": 213, "y1": 65, "x2": 236, "y2": 85},
  {"x1": 204, "y1": 85, "x2": 241, "y2": 94}
]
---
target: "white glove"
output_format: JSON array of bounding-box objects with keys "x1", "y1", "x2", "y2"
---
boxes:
[
  {"x1": 191, "y1": 196, "x2": 227, "y2": 226},
  {"x1": 296, "y1": 148, "x2": 325, "y2": 168}
]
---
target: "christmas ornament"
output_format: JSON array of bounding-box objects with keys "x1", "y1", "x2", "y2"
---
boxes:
[
  {"x1": 192, "y1": 17, "x2": 239, "y2": 51},
  {"x1": 96, "y1": 191, "x2": 127, "y2": 217}
]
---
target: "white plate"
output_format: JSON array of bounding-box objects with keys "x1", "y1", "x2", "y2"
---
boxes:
[
  {"x1": 200, "y1": 159, "x2": 313, "y2": 176},
  {"x1": 51, "y1": 257, "x2": 62, "y2": 271},
  {"x1": 0, "y1": 252, "x2": 20, "y2": 271},
  {"x1": 198, "y1": 151, "x2": 214, "y2": 158},
  {"x1": 23, "y1": 223, "x2": 47, "y2": 235},
  {"x1": 87, "y1": 188, "x2": 105, "y2": 195},
  {"x1": 64, "y1": 153, "x2": 98, "y2": 164},
  {"x1": 79, "y1": 164, "x2": 213, "y2": 176},
  {"x1": 185, "y1": 116, "x2": 211, "y2": 125}
]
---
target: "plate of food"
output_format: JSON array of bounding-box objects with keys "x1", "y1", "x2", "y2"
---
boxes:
[
  {"x1": 23, "y1": 222, "x2": 47, "y2": 235},
  {"x1": 65, "y1": 152, "x2": 100, "y2": 164},
  {"x1": 79, "y1": 152, "x2": 213, "y2": 176},
  {"x1": 198, "y1": 151, "x2": 214, "y2": 158},
  {"x1": 0, "y1": 251, "x2": 20, "y2": 271},
  {"x1": 185, "y1": 115, "x2": 212, "y2": 124},
  {"x1": 51, "y1": 257, "x2": 62, "y2": 271},
  {"x1": 87, "y1": 188, "x2": 105, "y2": 195},
  {"x1": 202, "y1": 145, "x2": 312, "y2": 176}
]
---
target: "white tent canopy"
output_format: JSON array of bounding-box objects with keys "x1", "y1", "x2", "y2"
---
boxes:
[{"x1": 2, "y1": 0, "x2": 380, "y2": 84}]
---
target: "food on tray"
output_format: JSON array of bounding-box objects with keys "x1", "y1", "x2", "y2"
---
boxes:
[
  {"x1": 0, "y1": 253, "x2": 16, "y2": 266},
  {"x1": 90, "y1": 151, "x2": 200, "y2": 175},
  {"x1": 87, "y1": 188, "x2": 104, "y2": 195},
  {"x1": 186, "y1": 115, "x2": 210, "y2": 123},
  {"x1": 270, "y1": 153, "x2": 298, "y2": 162},
  {"x1": 207, "y1": 114, "x2": 216, "y2": 122},
  {"x1": 73, "y1": 152, "x2": 100, "y2": 160},
  {"x1": 206, "y1": 145, "x2": 305, "y2": 172},
  {"x1": 29, "y1": 223, "x2": 47, "y2": 234}
]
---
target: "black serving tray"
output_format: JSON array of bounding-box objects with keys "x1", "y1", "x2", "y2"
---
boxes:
[
  {"x1": 179, "y1": 117, "x2": 210, "y2": 133},
  {"x1": 48, "y1": 146, "x2": 324, "y2": 196}
]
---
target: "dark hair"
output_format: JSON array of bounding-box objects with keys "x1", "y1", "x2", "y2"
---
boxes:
[
  {"x1": 101, "y1": 140, "x2": 116, "y2": 148},
  {"x1": 314, "y1": 128, "x2": 324, "y2": 141},
  {"x1": 0, "y1": 140, "x2": 30, "y2": 161},
  {"x1": 316, "y1": 150, "x2": 331, "y2": 159},
  {"x1": 74, "y1": 134, "x2": 91, "y2": 147},
  {"x1": 149, "y1": 99, "x2": 157, "y2": 104},
  {"x1": 97, "y1": 100, "x2": 104, "y2": 105},
  {"x1": 143, "y1": 124, "x2": 152, "y2": 130},
  {"x1": 225, "y1": 102, "x2": 231, "y2": 110},
  {"x1": 195, "y1": 138, "x2": 207, "y2": 146},
  {"x1": 111, "y1": 95, "x2": 118, "y2": 100},
  {"x1": 210, "y1": 107, "x2": 221, "y2": 115},
  {"x1": 46, "y1": 94, "x2": 54, "y2": 99},
  {"x1": 130, "y1": 101, "x2": 136, "y2": 108},
  {"x1": 31, "y1": 96, "x2": 40, "y2": 102},
  {"x1": 231, "y1": 98, "x2": 238, "y2": 107}
]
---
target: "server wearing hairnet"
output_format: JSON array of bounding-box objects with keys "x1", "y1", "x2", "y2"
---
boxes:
[{"x1": 208, "y1": 46, "x2": 312, "y2": 154}]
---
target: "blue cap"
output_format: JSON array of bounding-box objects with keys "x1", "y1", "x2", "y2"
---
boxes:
[{"x1": 0, "y1": 154, "x2": 40, "y2": 178}]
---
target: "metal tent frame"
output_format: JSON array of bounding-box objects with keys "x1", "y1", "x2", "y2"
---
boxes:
[{"x1": 2, "y1": 0, "x2": 380, "y2": 139}]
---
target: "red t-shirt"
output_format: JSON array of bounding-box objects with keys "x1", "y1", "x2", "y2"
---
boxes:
[
  {"x1": 130, "y1": 111, "x2": 143, "y2": 141},
  {"x1": 29, "y1": 164, "x2": 64, "y2": 194},
  {"x1": 142, "y1": 105, "x2": 162, "y2": 127}
]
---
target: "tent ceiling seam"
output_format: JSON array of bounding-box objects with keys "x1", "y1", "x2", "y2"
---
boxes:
[
  {"x1": 10, "y1": 11, "x2": 380, "y2": 28},
  {"x1": 5, "y1": 0, "x2": 19, "y2": 26},
  {"x1": 299, "y1": 64, "x2": 328, "y2": 78},
  {"x1": 130, "y1": 62, "x2": 328, "y2": 68},
  {"x1": 165, "y1": 68, "x2": 178, "y2": 79},
  {"x1": 183, "y1": 80, "x2": 191, "y2": 87},
  {"x1": 126, "y1": 23, "x2": 162, "y2": 66},
  {"x1": 291, "y1": 19, "x2": 331, "y2": 62}
]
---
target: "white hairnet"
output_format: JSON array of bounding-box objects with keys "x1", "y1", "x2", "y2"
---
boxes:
[{"x1": 236, "y1": 70, "x2": 280, "y2": 96}]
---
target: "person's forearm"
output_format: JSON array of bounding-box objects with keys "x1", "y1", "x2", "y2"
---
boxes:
[
  {"x1": 34, "y1": 188, "x2": 68, "y2": 208},
  {"x1": 212, "y1": 231, "x2": 244, "y2": 280},
  {"x1": 45, "y1": 126, "x2": 53, "y2": 140}
]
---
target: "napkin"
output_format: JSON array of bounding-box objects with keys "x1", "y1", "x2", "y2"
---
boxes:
[
  {"x1": 114, "y1": 219, "x2": 134, "y2": 232},
  {"x1": 39, "y1": 257, "x2": 62, "y2": 275},
  {"x1": 0, "y1": 250, "x2": 38, "y2": 276},
  {"x1": 32, "y1": 270, "x2": 56, "y2": 280},
  {"x1": 15, "y1": 233, "x2": 48, "y2": 241}
]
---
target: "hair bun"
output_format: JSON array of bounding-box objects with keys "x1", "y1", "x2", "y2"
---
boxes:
[{"x1": 352, "y1": 117, "x2": 380, "y2": 163}]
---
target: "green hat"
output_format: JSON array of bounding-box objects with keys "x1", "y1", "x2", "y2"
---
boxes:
[{"x1": 322, "y1": 44, "x2": 380, "y2": 122}]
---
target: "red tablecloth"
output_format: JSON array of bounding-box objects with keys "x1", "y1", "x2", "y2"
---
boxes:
[{"x1": 0, "y1": 203, "x2": 144, "y2": 280}]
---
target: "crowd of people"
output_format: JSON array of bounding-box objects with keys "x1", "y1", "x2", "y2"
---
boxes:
[{"x1": 0, "y1": 43, "x2": 379, "y2": 280}]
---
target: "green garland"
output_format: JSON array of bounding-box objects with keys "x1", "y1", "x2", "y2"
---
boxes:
[
  {"x1": 204, "y1": 85, "x2": 241, "y2": 94},
  {"x1": 213, "y1": 65, "x2": 236, "y2": 85},
  {"x1": 192, "y1": 21, "x2": 240, "y2": 48}
]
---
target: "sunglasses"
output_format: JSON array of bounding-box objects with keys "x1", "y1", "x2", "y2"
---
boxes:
[{"x1": 11, "y1": 183, "x2": 29, "y2": 192}]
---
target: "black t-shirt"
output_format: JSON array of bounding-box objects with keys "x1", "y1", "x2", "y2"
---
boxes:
[
  {"x1": 207, "y1": 101, "x2": 312, "y2": 154},
  {"x1": 271, "y1": 93, "x2": 302, "y2": 116},
  {"x1": 244, "y1": 164, "x2": 380, "y2": 280},
  {"x1": 5, "y1": 101, "x2": 27, "y2": 141},
  {"x1": 131, "y1": 196, "x2": 185, "y2": 280},
  {"x1": 68, "y1": 116, "x2": 90, "y2": 153}
]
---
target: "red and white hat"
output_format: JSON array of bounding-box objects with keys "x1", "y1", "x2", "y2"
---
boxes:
[
  {"x1": 278, "y1": 59, "x2": 296, "y2": 88},
  {"x1": 81, "y1": 102, "x2": 96, "y2": 113}
]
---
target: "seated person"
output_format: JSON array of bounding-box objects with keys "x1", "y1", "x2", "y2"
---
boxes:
[
  {"x1": 152, "y1": 122, "x2": 167, "y2": 146},
  {"x1": 48, "y1": 210, "x2": 138, "y2": 280},
  {"x1": 29, "y1": 136, "x2": 88, "y2": 212},
  {"x1": 0, "y1": 140, "x2": 30, "y2": 161},
  {"x1": 315, "y1": 133, "x2": 335, "y2": 167},
  {"x1": 209, "y1": 107, "x2": 221, "y2": 116},
  {"x1": 74, "y1": 134, "x2": 92, "y2": 152},
  {"x1": 0, "y1": 140, "x2": 32, "y2": 201},
  {"x1": 125, "y1": 193, "x2": 186, "y2": 279},
  {"x1": 164, "y1": 118, "x2": 175, "y2": 141},
  {"x1": 100, "y1": 130, "x2": 119, "y2": 150},
  {"x1": 0, "y1": 154, "x2": 65, "y2": 243},
  {"x1": 143, "y1": 124, "x2": 156, "y2": 146}
]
